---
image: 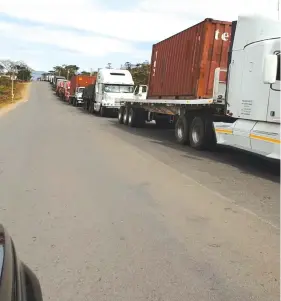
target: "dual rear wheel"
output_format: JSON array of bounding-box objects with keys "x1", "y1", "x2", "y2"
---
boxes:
[
  {"x1": 175, "y1": 114, "x2": 216, "y2": 150},
  {"x1": 118, "y1": 106, "x2": 216, "y2": 150},
  {"x1": 118, "y1": 106, "x2": 145, "y2": 127}
]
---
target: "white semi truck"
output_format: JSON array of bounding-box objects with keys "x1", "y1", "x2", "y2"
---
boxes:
[
  {"x1": 118, "y1": 15, "x2": 280, "y2": 160},
  {"x1": 92, "y1": 68, "x2": 134, "y2": 117}
]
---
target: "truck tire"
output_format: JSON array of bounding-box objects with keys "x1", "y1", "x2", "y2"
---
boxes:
[
  {"x1": 89, "y1": 102, "x2": 94, "y2": 114},
  {"x1": 100, "y1": 106, "x2": 107, "y2": 117},
  {"x1": 175, "y1": 115, "x2": 189, "y2": 145},
  {"x1": 82, "y1": 100, "x2": 87, "y2": 111},
  {"x1": 123, "y1": 107, "x2": 129, "y2": 125},
  {"x1": 189, "y1": 115, "x2": 212, "y2": 150},
  {"x1": 118, "y1": 107, "x2": 124, "y2": 124},
  {"x1": 203, "y1": 115, "x2": 217, "y2": 150},
  {"x1": 136, "y1": 109, "x2": 146, "y2": 128},
  {"x1": 128, "y1": 108, "x2": 136, "y2": 127}
]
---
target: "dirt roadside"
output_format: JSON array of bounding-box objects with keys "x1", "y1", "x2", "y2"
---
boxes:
[{"x1": 0, "y1": 82, "x2": 31, "y2": 116}]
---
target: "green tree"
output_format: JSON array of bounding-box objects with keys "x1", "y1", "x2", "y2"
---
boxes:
[
  {"x1": 123, "y1": 61, "x2": 150, "y2": 86},
  {"x1": 16, "y1": 66, "x2": 32, "y2": 81},
  {"x1": 0, "y1": 60, "x2": 32, "y2": 80},
  {"x1": 0, "y1": 60, "x2": 17, "y2": 77},
  {"x1": 80, "y1": 71, "x2": 91, "y2": 75},
  {"x1": 15, "y1": 62, "x2": 32, "y2": 81},
  {"x1": 53, "y1": 65, "x2": 64, "y2": 76},
  {"x1": 52, "y1": 64, "x2": 80, "y2": 79}
]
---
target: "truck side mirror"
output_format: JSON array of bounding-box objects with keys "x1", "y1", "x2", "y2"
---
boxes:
[{"x1": 263, "y1": 54, "x2": 277, "y2": 84}]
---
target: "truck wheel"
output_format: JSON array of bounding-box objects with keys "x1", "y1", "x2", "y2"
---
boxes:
[
  {"x1": 100, "y1": 106, "x2": 107, "y2": 117},
  {"x1": 175, "y1": 115, "x2": 189, "y2": 145},
  {"x1": 123, "y1": 107, "x2": 129, "y2": 125},
  {"x1": 89, "y1": 102, "x2": 93, "y2": 114},
  {"x1": 204, "y1": 115, "x2": 217, "y2": 150},
  {"x1": 128, "y1": 108, "x2": 137, "y2": 127},
  {"x1": 118, "y1": 107, "x2": 124, "y2": 124},
  {"x1": 189, "y1": 116, "x2": 206, "y2": 150},
  {"x1": 136, "y1": 109, "x2": 146, "y2": 127}
]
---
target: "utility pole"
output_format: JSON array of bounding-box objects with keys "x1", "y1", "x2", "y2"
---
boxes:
[{"x1": 11, "y1": 70, "x2": 14, "y2": 102}]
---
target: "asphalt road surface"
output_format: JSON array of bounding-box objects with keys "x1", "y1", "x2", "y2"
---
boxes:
[{"x1": 0, "y1": 82, "x2": 279, "y2": 301}]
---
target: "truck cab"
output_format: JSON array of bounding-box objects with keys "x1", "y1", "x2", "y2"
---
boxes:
[
  {"x1": 75, "y1": 86, "x2": 85, "y2": 104},
  {"x1": 214, "y1": 15, "x2": 281, "y2": 159},
  {"x1": 93, "y1": 69, "x2": 134, "y2": 117},
  {"x1": 133, "y1": 85, "x2": 148, "y2": 101}
]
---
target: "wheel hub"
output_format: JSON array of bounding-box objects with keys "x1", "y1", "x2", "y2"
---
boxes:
[
  {"x1": 177, "y1": 123, "x2": 183, "y2": 139},
  {"x1": 192, "y1": 125, "x2": 201, "y2": 144},
  {"x1": 123, "y1": 112, "x2": 127, "y2": 122}
]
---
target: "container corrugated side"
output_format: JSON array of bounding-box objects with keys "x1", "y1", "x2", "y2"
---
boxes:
[
  {"x1": 70, "y1": 76, "x2": 96, "y2": 95},
  {"x1": 148, "y1": 18, "x2": 232, "y2": 99}
]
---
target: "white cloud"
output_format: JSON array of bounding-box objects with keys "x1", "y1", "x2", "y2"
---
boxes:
[
  {"x1": 0, "y1": 21, "x2": 134, "y2": 56},
  {"x1": 0, "y1": 0, "x2": 279, "y2": 70},
  {"x1": 0, "y1": 0, "x2": 279, "y2": 42}
]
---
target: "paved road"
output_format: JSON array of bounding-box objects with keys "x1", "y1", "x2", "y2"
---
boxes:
[{"x1": 0, "y1": 82, "x2": 279, "y2": 301}]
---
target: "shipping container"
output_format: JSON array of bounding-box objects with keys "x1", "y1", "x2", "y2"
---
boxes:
[
  {"x1": 70, "y1": 75, "x2": 96, "y2": 95},
  {"x1": 148, "y1": 18, "x2": 232, "y2": 99}
]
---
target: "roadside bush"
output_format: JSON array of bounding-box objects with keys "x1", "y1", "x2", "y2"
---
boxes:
[{"x1": 0, "y1": 78, "x2": 25, "y2": 105}]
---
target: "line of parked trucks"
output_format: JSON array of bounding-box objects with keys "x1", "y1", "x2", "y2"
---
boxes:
[{"x1": 42, "y1": 15, "x2": 281, "y2": 161}]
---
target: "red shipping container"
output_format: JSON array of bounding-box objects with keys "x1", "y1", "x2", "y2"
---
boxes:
[
  {"x1": 70, "y1": 75, "x2": 96, "y2": 96},
  {"x1": 148, "y1": 18, "x2": 232, "y2": 99}
]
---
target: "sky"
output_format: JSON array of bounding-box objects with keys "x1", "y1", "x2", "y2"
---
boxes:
[{"x1": 0, "y1": 0, "x2": 279, "y2": 72}]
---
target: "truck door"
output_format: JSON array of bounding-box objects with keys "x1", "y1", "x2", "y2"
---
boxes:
[
  {"x1": 134, "y1": 85, "x2": 147, "y2": 101},
  {"x1": 133, "y1": 85, "x2": 140, "y2": 101},
  {"x1": 239, "y1": 43, "x2": 269, "y2": 121},
  {"x1": 266, "y1": 50, "x2": 280, "y2": 123}
]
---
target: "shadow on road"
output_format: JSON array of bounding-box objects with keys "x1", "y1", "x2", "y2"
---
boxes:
[
  {"x1": 62, "y1": 97, "x2": 280, "y2": 184},
  {"x1": 106, "y1": 119, "x2": 280, "y2": 184}
]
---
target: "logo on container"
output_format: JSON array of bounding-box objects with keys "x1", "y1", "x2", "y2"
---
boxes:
[{"x1": 214, "y1": 30, "x2": 230, "y2": 41}]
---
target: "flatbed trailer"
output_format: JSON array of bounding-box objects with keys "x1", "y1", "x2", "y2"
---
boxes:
[
  {"x1": 118, "y1": 96, "x2": 226, "y2": 150},
  {"x1": 118, "y1": 68, "x2": 229, "y2": 150}
]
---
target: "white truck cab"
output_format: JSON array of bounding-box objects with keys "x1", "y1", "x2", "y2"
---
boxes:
[
  {"x1": 214, "y1": 15, "x2": 281, "y2": 160},
  {"x1": 93, "y1": 68, "x2": 134, "y2": 117},
  {"x1": 75, "y1": 87, "x2": 85, "y2": 104},
  {"x1": 133, "y1": 85, "x2": 148, "y2": 101}
]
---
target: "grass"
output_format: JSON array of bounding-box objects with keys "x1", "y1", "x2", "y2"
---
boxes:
[{"x1": 0, "y1": 77, "x2": 30, "y2": 109}]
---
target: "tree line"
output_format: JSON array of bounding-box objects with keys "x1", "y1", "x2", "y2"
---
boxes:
[
  {"x1": 45, "y1": 61, "x2": 151, "y2": 86},
  {"x1": 0, "y1": 60, "x2": 33, "y2": 81}
]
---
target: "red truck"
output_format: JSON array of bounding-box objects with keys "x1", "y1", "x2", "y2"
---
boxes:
[
  {"x1": 69, "y1": 75, "x2": 96, "y2": 106},
  {"x1": 55, "y1": 80, "x2": 63, "y2": 96},
  {"x1": 57, "y1": 81, "x2": 66, "y2": 99},
  {"x1": 61, "y1": 81, "x2": 71, "y2": 102}
]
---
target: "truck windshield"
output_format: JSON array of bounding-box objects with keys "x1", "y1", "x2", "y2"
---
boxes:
[{"x1": 104, "y1": 85, "x2": 134, "y2": 93}]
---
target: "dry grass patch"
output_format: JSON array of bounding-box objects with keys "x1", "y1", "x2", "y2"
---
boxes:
[{"x1": 0, "y1": 78, "x2": 30, "y2": 109}]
